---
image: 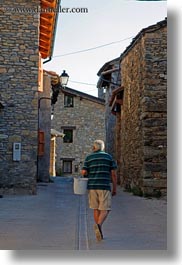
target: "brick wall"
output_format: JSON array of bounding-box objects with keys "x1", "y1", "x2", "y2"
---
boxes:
[{"x1": 0, "y1": 0, "x2": 39, "y2": 194}]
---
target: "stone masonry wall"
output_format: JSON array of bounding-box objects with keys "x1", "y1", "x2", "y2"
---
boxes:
[
  {"x1": 51, "y1": 91, "x2": 105, "y2": 176},
  {"x1": 141, "y1": 26, "x2": 167, "y2": 195},
  {"x1": 0, "y1": 0, "x2": 39, "y2": 194},
  {"x1": 115, "y1": 112, "x2": 122, "y2": 185},
  {"x1": 120, "y1": 39, "x2": 145, "y2": 192},
  {"x1": 120, "y1": 23, "x2": 167, "y2": 196}
]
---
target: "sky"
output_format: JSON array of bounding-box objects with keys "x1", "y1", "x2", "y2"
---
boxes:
[{"x1": 43, "y1": 0, "x2": 167, "y2": 97}]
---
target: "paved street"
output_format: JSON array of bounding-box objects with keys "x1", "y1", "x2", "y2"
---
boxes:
[{"x1": 0, "y1": 177, "x2": 167, "y2": 250}]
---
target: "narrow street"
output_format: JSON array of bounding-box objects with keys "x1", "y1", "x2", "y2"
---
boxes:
[{"x1": 0, "y1": 177, "x2": 167, "y2": 250}]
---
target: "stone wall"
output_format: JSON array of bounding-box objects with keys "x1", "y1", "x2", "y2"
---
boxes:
[
  {"x1": 120, "y1": 21, "x2": 167, "y2": 196},
  {"x1": 141, "y1": 26, "x2": 167, "y2": 195},
  {"x1": 38, "y1": 74, "x2": 51, "y2": 182},
  {"x1": 51, "y1": 89, "x2": 105, "y2": 176},
  {"x1": 0, "y1": 0, "x2": 39, "y2": 194},
  {"x1": 115, "y1": 112, "x2": 122, "y2": 184},
  {"x1": 120, "y1": 39, "x2": 145, "y2": 192},
  {"x1": 105, "y1": 84, "x2": 116, "y2": 157}
]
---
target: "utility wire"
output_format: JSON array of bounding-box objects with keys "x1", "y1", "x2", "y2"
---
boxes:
[
  {"x1": 52, "y1": 36, "x2": 134, "y2": 58},
  {"x1": 69, "y1": 80, "x2": 96, "y2": 86},
  {"x1": 80, "y1": 88, "x2": 97, "y2": 93},
  {"x1": 69, "y1": 80, "x2": 98, "y2": 94}
]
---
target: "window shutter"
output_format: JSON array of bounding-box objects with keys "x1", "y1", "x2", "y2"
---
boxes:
[{"x1": 38, "y1": 130, "x2": 45, "y2": 156}]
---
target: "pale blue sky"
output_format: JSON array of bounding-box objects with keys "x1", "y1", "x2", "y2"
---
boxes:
[{"x1": 44, "y1": 0, "x2": 167, "y2": 96}]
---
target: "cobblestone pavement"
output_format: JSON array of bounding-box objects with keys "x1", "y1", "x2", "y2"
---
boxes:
[{"x1": 0, "y1": 177, "x2": 167, "y2": 250}]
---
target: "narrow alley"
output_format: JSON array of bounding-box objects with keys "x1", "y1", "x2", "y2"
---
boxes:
[{"x1": 0, "y1": 177, "x2": 167, "y2": 250}]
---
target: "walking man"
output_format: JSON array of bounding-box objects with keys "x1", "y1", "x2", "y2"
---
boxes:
[{"x1": 81, "y1": 140, "x2": 117, "y2": 241}]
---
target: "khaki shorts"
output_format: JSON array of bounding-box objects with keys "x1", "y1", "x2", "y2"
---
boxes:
[{"x1": 88, "y1": 190, "x2": 111, "y2": 211}]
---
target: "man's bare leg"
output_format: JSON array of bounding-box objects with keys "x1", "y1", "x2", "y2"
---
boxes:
[
  {"x1": 93, "y1": 209, "x2": 100, "y2": 224},
  {"x1": 98, "y1": 210, "x2": 109, "y2": 227},
  {"x1": 94, "y1": 209, "x2": 110, "y2": 224},
  {"x1": 93, "y1": 209, "x2": 110, "y2": 240}
]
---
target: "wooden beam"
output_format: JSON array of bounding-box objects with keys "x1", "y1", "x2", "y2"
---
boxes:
[
  {"x1": 40, "y1": 33, "x2": 50, "y2": 41},
  {"x1": 39, "y1": 43, "x2": 50, "y2": 50},
  {"x1": 40, "y1": 25, "x2": 52, "y2": 34},
  {"x1": 41, "y1": 13, "x2": 54, "y2": 20},
  {"x1": 115, "y1": 99, "x2": 123, "y2": 105},
  {"x1": 40, "y1": 30, "x2": 52, "y2": 38},
  {"x1": 40, "y1": 17, "x2": 52, "y2": 26},
  {"x1": 41, "y1": 0, "x2": 56, "y2": 8},
  {"x1": 40, "y1": 39, "x2": 51, "y2": 46}
]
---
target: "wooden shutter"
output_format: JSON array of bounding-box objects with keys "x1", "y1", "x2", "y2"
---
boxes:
[{"x1": 38, "y1": 130, "x2": 45, "y2": 156}]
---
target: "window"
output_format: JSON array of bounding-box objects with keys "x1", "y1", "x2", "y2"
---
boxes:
[
  {"x1": 64, "y1": 94, "x2": 74, "y2": 107},
  {"x1": 63, "y1": 160, "x2": 72, "y2": 174},
  {"x1": 63, "y1": 129, "x2": 73, "y2": 143}
]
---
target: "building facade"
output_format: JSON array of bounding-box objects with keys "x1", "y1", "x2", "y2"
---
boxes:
[
  {"x1": 97, "y1": 58, "x2": 121, "y2": 160},
  {"x1": 51, "y1": 87, "x2": 105, "y2": 177},
  {"x1": 113, "y1": 19, "x2": 167, "y2": 196},
  {"x1": 0, "y1": 0, "x2": 60, "y2": 194},
  {"x1": 98, "y1": 18, "x2": 167, "y2": 196}
]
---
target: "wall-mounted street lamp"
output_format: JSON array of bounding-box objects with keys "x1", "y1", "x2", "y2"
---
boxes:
[
  {"x1": 60, "y1": 70, "x2": 69, "y2": 87},
  {"x1": 38, "y1": 69, "x2": 69, "y2": 125},
  {"x1": 51, "y1": 70, "x2": 69, "y2": 105},
  {"x1": 39, "y1": 70, "x2": 69, "y2": 108}
]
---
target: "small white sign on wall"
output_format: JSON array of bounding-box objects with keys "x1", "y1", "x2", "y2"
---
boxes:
[{"x1": 13, "y1": 142, "x2": 21, "y2": 161}]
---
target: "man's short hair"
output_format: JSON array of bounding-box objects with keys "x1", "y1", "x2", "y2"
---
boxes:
[{"x1": 94, "y1": 140, "x2": 105, "y2": 151}]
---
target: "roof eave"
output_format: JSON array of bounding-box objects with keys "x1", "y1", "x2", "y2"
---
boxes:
[{"x1": 39, "y1": 0, "x2": 61, "y2": 59}]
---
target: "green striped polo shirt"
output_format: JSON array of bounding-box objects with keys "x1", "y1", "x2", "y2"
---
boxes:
[{"x1": 82, "y1": 150, "x2": 117, "y2": 191}]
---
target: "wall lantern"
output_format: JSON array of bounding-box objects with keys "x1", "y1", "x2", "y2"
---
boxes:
[
  {"x1": 50, "y1": 70, "x2": 69, "y2": 105},
  {"x1": 38, "y1": 70, "x2": 69, "y2": 109},
  {"x1": 60, "y1": 70, "x2": 69, "y2": 87}
]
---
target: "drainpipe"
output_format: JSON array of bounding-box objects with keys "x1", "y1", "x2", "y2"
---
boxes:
[{"x1": 43, "y1": 57, "x2": 52, "y2": 64}]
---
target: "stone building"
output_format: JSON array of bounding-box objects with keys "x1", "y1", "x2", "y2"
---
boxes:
[
  {"x1": 98, "y1": 18, "x2": 167, "y2": 196},
  {"x1": 121, "y1": 18, "x2": 167, "y2": 196},
  {"x1": 51, "y1": 87, "x2": 105, "y2": 177},
  {"x1": 0, "y1": 0, "x2": 60, "y2": 194},
  {"x1": 97, "y1": 57, "x2": 121, "y2": 159}
]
